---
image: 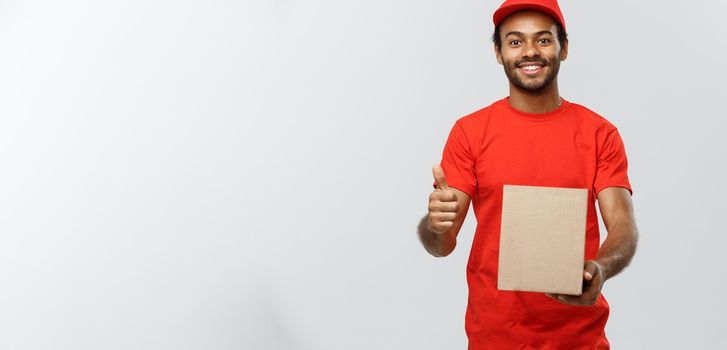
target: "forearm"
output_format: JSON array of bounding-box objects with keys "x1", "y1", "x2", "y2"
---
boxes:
[
  {"x1": 417, "y1": 214, "x2": 456, "y2": 257},
  {"x1": 595, "y1": 221, "x2": 639, "y2": 280}
]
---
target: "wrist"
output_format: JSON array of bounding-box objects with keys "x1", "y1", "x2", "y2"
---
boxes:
[{"x1": 593, "y1": 259, "x2": 611, "y2": 280}]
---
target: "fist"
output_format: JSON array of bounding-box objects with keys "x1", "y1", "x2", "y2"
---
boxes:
[{"x1": 427, "y1": 165, "x2": 459, "y2": 235}]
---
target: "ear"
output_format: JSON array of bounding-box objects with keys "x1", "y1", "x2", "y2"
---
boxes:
[
  {"x1": 559, "y1": 39, "x2": 569, "y2": 61},
  {"x1": 495, "y1": 44, "x2": 503, "y2": 65}
]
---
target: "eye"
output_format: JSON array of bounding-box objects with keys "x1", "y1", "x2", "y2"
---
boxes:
[
  {"x1": 538, "y1": 38, "x2": 551, "y2": 45},
  {"x1": 509, "y1": 39, "x2": 521, "y2": 46}
]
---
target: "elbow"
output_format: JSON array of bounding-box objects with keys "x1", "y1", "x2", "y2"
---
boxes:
[
  {"x1": 427, "y1": 241, "x2": 456, "y2": 258},
  {"x1": 417, "y1": 218, "x2": 457, "y2": 258},
  {"x1": 429, "y1": 250, "x2": 449, "y2": 258}
]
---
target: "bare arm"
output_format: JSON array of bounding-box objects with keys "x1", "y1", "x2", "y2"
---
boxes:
[
  {"x1": 548, "y1": 186, "x2": 638, "y2": 305},
  {"x1": 417, "y1": 166, "x2": 472, "y2": 257},
  {"x1": 594, "y1": 186, "x2": 639, "y2": 280}
]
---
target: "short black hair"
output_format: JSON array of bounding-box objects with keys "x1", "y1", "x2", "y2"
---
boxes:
[{"x1": 492, "y1": 21, "x2": 568, "y2": 50}]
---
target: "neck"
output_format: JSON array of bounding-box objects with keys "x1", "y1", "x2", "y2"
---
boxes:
[{"x1": 507, "y1": 80, "x2": 562, "y2": 114}]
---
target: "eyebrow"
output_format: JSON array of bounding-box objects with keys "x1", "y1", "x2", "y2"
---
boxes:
[{"x1": 504, "y1": 30, "x2": 554, "y2": 37}]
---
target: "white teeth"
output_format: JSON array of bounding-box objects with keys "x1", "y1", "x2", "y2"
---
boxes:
[{"x1": 522, "y1": 65, "x2": 541, "y2": 71}]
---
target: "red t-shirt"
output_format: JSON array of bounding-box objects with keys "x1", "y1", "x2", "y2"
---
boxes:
[{"x1": 434, "y1": 97, "x2": 632, "y2": 349}]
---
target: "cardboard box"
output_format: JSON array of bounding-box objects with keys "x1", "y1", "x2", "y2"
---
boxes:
[{"x1": 497, "y1": 185, "x2": 588, "y2": 296}]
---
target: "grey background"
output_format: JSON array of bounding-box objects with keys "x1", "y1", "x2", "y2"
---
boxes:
[{"x1": 0, "y1": 0, "x2": 724, "y2": 349}]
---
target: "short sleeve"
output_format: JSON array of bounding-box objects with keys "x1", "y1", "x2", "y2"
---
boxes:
[
  {"x1": 432, "y1": 121, "x2": 477, "y2": 197},
  {"x1": 593, "y1": 127, "x2": 633, "y2": 196}
]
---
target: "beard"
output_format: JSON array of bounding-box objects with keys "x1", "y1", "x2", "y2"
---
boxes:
[{"x1": 504, "y1": 56, "x2": 561, "y2": 93}]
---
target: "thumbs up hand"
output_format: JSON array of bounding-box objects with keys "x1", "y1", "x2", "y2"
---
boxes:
[{"x1": 428, "y1": 165, "x2": 460, "y2": 235}]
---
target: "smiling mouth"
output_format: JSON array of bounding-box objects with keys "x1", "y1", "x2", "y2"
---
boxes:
[{"x1": 518, "y1": 63, "x2": 545, "y2": 75}]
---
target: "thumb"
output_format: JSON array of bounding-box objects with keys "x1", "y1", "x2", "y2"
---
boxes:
[
  {"x1": 432, "y1": 165, "x2": 449, "y2": 190},
  {"x1": 584, "y1": 261, "x2": 598, "y2": 280}
]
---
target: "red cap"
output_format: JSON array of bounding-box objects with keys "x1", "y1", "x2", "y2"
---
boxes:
[{"x1": 493, "y1": 0, "x2": 566, "y2": 31}]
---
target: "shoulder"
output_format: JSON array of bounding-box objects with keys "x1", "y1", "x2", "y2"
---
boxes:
[
  {"x1": 445, "y1": 98, "x2": 505, "y2": 148},
  {"x1": 567, "y1": 101, "x2": 630, "y2": 156},
  {"x1": 453, "y1": 98, "x2": 505, "y2": 130},
  {"x1": 566, "y1": 101, "x2": 620, "y2": 134}
]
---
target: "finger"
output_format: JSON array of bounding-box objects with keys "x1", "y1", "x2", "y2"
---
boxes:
[
  {"x1": 547, "y1": 293, "x2": 568, "y2": 303},
  {"x1": 442, "y1": 189, "x2": 457, "y2": 202},
  {"x1": 430, "y1": 190, "x2": 456, "y2": 203},
  {"x1": 558, "y1": 295, "x2": 581, "y2": 304},
  {"x1": 438, "y1": 199, "x2": 458, "y2": 212},
  {"x1": 430, "y1": 221, "x2": 454, "y2": 234},
  {"x1": 431, "y1": 190, "x2": 457, "y2": 204},
  {"x1": 431, "y1": 195, "x2": 458, "y2": 210},
  {"x1": 430, "y1": 211, "x2": 457, "y2": 222},
  {"x1": 547, "y1": 292, "x2": 590, "y2": 306},
  {"x1": 432, "y1": 165, "x2": 449, "y2": 190}
]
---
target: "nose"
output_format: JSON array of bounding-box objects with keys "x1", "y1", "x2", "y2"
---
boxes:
[{"x1": 522, "y1": 41, "x2": 541, "y2": 58}]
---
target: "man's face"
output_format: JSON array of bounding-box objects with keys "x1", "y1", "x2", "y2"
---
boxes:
[{"x1": 495, "y1": 11, "x2": 568, "y2": 92}]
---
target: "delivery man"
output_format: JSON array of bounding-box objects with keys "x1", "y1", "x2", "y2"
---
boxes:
[{"x1": 416, "y1": 0, "x2": 639, "y2": 348}]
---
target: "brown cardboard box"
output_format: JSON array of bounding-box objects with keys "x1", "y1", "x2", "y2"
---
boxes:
[{"x1": 497, "y1": 185, "x2": 588, "y2": 296}]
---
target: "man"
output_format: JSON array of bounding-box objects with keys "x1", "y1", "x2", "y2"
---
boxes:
[{"x1": 417, "y1": 0, "x2": 639, "y2": 348}]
